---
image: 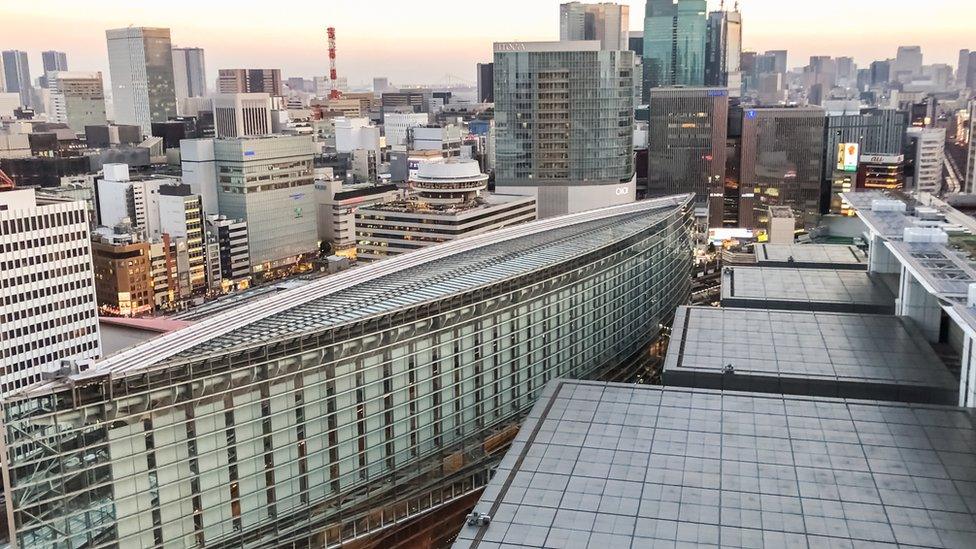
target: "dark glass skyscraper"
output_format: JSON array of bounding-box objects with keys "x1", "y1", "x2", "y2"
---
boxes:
[
  {"x1": 740, "y1": 107, "x2": 825, "y2": 228},
  {"x1": 1, "y1": 50, "x2": 32, "y2": 107},
  {"x1": 704, "y1": 9, "x2": 742, "y2": 93},
  {"x1": 476, "y1": 62, "x2": 493, "y2": 103},
  {"x1": 39, "y1": 50, "x2": 68, "y2": 88},
  {"x1": 643, "y1": 0, "x2": 707, "y2": 100},
  {"x1": 647, "y1": 87, "x2": 729, "y2": 224}
]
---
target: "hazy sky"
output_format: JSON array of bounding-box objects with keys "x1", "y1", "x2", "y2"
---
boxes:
[{"x1": 2, "y1": 0, "x2": 974, "y2": 88}]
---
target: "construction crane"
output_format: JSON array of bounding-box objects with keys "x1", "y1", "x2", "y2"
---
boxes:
[
  {"x1": 327, "y1": 26, "x2": 342, "y2": 100},
  {"x1": 0, "y1": 169, "x2": 14, "y2": 191}
]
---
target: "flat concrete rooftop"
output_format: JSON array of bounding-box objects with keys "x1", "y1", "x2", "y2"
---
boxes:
[
  {"x1": 721, "y1": 267, "x2": 896, "y2": 314},
  {"x1": 754, "y1": 243, "x2": 867, "y2": 270},
  {"x1": 664, "y1": 306, "x2": 958, "y2": 404},
  {"x1": 455, "y1": 380, "x2": 976, "y2": 549}
]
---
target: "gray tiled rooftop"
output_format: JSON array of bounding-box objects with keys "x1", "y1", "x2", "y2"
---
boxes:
[
  {"x1": 721, "y1": 267, "x2": 896, "y2": 314},
  {"x1": 754, "y1": 244, "x2": 867, "y2": 270},
  {"x1": 454, "y1": 381, "x2": 976, "y2": 549},
  {"x1": 664, "y1": 307, "x2": 958, "y2": 404}
]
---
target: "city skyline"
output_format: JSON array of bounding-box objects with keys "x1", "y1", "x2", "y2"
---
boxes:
[{"x1": 2, "y1": 0, "x2": 973, "y2": 87}]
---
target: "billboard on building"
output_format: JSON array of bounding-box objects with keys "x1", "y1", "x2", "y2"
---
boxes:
[{"x1": 837, "y1": 143, "x2": 860, "y2": 172}]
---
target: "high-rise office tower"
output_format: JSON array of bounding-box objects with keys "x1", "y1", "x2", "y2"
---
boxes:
[
  {"x1": 373, "y1": 76, "x2": 391, "y2": 94},
  {"x1": 704, "y1": 8, "x2": 742, "y2": 96},
  {"x1": 643, "y1": 0, "x2": 707, "y2": 99},
  {"x1": 493, "y1": 41, "x2": 636, "y2": 218},
  {"x1": 559, "y1": 2, "x2": 629, "y2": 51},
  {"x1": 106, "y1": 27, "x2": 178, "y2": 135},
  {"x1": 766, "y1": 50, "x2": 788, "y2": 74},
  {"x1": 476, "y1": 62, "x2": 493, "y2": 103},
  {"x1": 213, "y1": 135, "x2": 318, "y2": 275},
  {"x1": 647, "y1": 87, "x2": 728, "y2": 224},
  {"x1": 39, "y1": 50, "x2": 68, "y2": 88},
  {"x1": 47, "y1": 71, "x2": 108, "y2": 134},
  {"x1": 171, "y1": 47, "x2": 207, "y2": 105},
  {"x1": 958, "y1": 49, "x2": 971, "y2": 84},
  {"x1": 967, "y1": 51, "x2": 976, "y2": 89},
  {"x1": 217, "y1": 68, "x2": 283, "y2": 96},
  {"x1": 905, "y1": 127, "x2": 945, "y2": 194},
  {"x1": 892, "y1": 46, "x2": 923, "y2": 82},
  {"x1": 0, "y1": 188, "x2": 101, "y2": 397},
  {"x1": 739, "y1": 106, "x2": 825, "y2": 228},
  {"x1": 870, "y1": 60, "x2": 891, "y2": 86},
  {"x1": 2, "y1": 50, "x2": 32, "y2": 107},
  {"x1": 823, "y1": 107, "x2": 909, "y2": 213},
  {"x1": 212, "y1": 93, "x2": 273, "y2": 138}
]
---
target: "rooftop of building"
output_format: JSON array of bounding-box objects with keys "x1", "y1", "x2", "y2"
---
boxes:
[
  {"x1": 844, "y1": 189, "x2": 976, "y2": 316},
  {"x1": 664, "y1": 306, "x2": 957, "y2": 404},
  {"x1": 14, "y1": 195, "x2": 691, "y2": 398},
  {"x1": 769, "y1": 206, "x2": 795, "y2": 218},
  {"x1": 98, "y1": 317, "x2": 192, "y2": 357},
  {"x1": 455, "y1": 380, "x2": 976, "y2": 549},
  {"x1": 492, "y1": 40, "x2": 603, "y2": 53},
  {"x1": 721, "y1": 266, "x2": 896, "y2": 314},
  {"x1": 753, "y1": 243, "x2": 867, "y2": 270},
  {"x1": 357, "y1": 191, "x2": 534, "y2": 217}
]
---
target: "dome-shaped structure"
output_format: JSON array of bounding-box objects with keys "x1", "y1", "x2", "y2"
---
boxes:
[{"x1": 410, "y1": 159, "x2": 488, "y2": 206}]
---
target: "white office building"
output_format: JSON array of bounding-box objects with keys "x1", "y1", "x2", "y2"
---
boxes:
[
  {"x1": 906, "y1": 126, "x2": 946, "y2": 194},
  {"x1": 180, "y1": 138, "x2": 219, "y2": 214},
  {"x1": 212, "y1": 93, "x2": 273, "y2": 138},
  {"x1": 384, "y1": 112, "x2": 428, "y2": 147},
  {"x1": 213, "y1": 135, "x2": 318, "y2": 275},
  {"x1": 96, "y1": 163, "x2": 178, "y2": 238},
  {"x1": 334, "y1": 117, "x2": 381, "y2": 154},
  {"x1": 357, "y1": 160, "x2": 537, "y2": 260},
  {"x1": 105, "y1": 27, "x2": 178, "y2": 134},
  {"x1": 0, "y1": 188, "x2": 101, "y2": 397},
  {"x1": 314, "y1": 177, "x2": 401, "y2": 256}
]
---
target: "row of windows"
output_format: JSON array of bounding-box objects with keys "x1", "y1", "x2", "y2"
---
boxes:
[
  {"x1": 0, "y1": 259, "x2": 91, "y2": 290},
  {"x1": 2, "y1": 276, "x2": 93, "y2": 308},
  {"x1": 0, "y1": 230, "x2": 87, "y2": 255},
  {"x1": 0, "y1": 208, "x2": 85, "y2": 238},
  {"x1": 1, "y1": 334, "x2": 99, "y2": 393},
  {"x1": 0, "y1": 244, "x2": 90, "y2": 271},
  {"x1": 1, "y1": 319, "x2": 97, "y2": 361}
]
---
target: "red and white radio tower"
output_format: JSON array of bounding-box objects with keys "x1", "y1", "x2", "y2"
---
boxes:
[
  {"x1": 0, "y1": 169, "x2": 14, "y2": 191},
  {"x1": 327, "y1": 26, "x2": 342, "y2": 100}
]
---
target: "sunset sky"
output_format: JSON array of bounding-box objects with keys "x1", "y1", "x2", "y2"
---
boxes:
[{"x1": 2, "y1": 0, "x2": 973, "y2": 88}]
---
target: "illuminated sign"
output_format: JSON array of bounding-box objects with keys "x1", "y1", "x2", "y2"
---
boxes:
[
  {"x1": 243, "y1": 151, "x2": 256, "y2": 157},
  {"x1": 615, "y1": 187, "x2": 629, "y2": 196},
  {"x1": 861, "y1": 154, "x2": 904, "y2": 164},
  {"x1": 836, "y1": 143, "x2": 859, "y2": 172}
]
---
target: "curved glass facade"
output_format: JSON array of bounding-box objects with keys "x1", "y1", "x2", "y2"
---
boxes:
[{"x1": 1, "y1": 196, "x2": 693, "y2": 549}]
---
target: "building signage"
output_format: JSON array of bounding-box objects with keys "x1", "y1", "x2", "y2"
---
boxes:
[
  {"x1": 836, "y1": 143, "x2": 859, "y2": 172},
  {"x1": 615, "y1": 186, "x2": 629, "y2": 196},
  {"x1": 861, "y1": 154, "x2": 904, "y2": 164},
  {"x1": 494, "y1": 43, "x2": 527, "y2": 52}
]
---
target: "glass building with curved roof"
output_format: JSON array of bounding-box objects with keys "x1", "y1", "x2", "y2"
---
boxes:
[{"x1": 0, "y1": 195, "x2": 694, "y2": 549}]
